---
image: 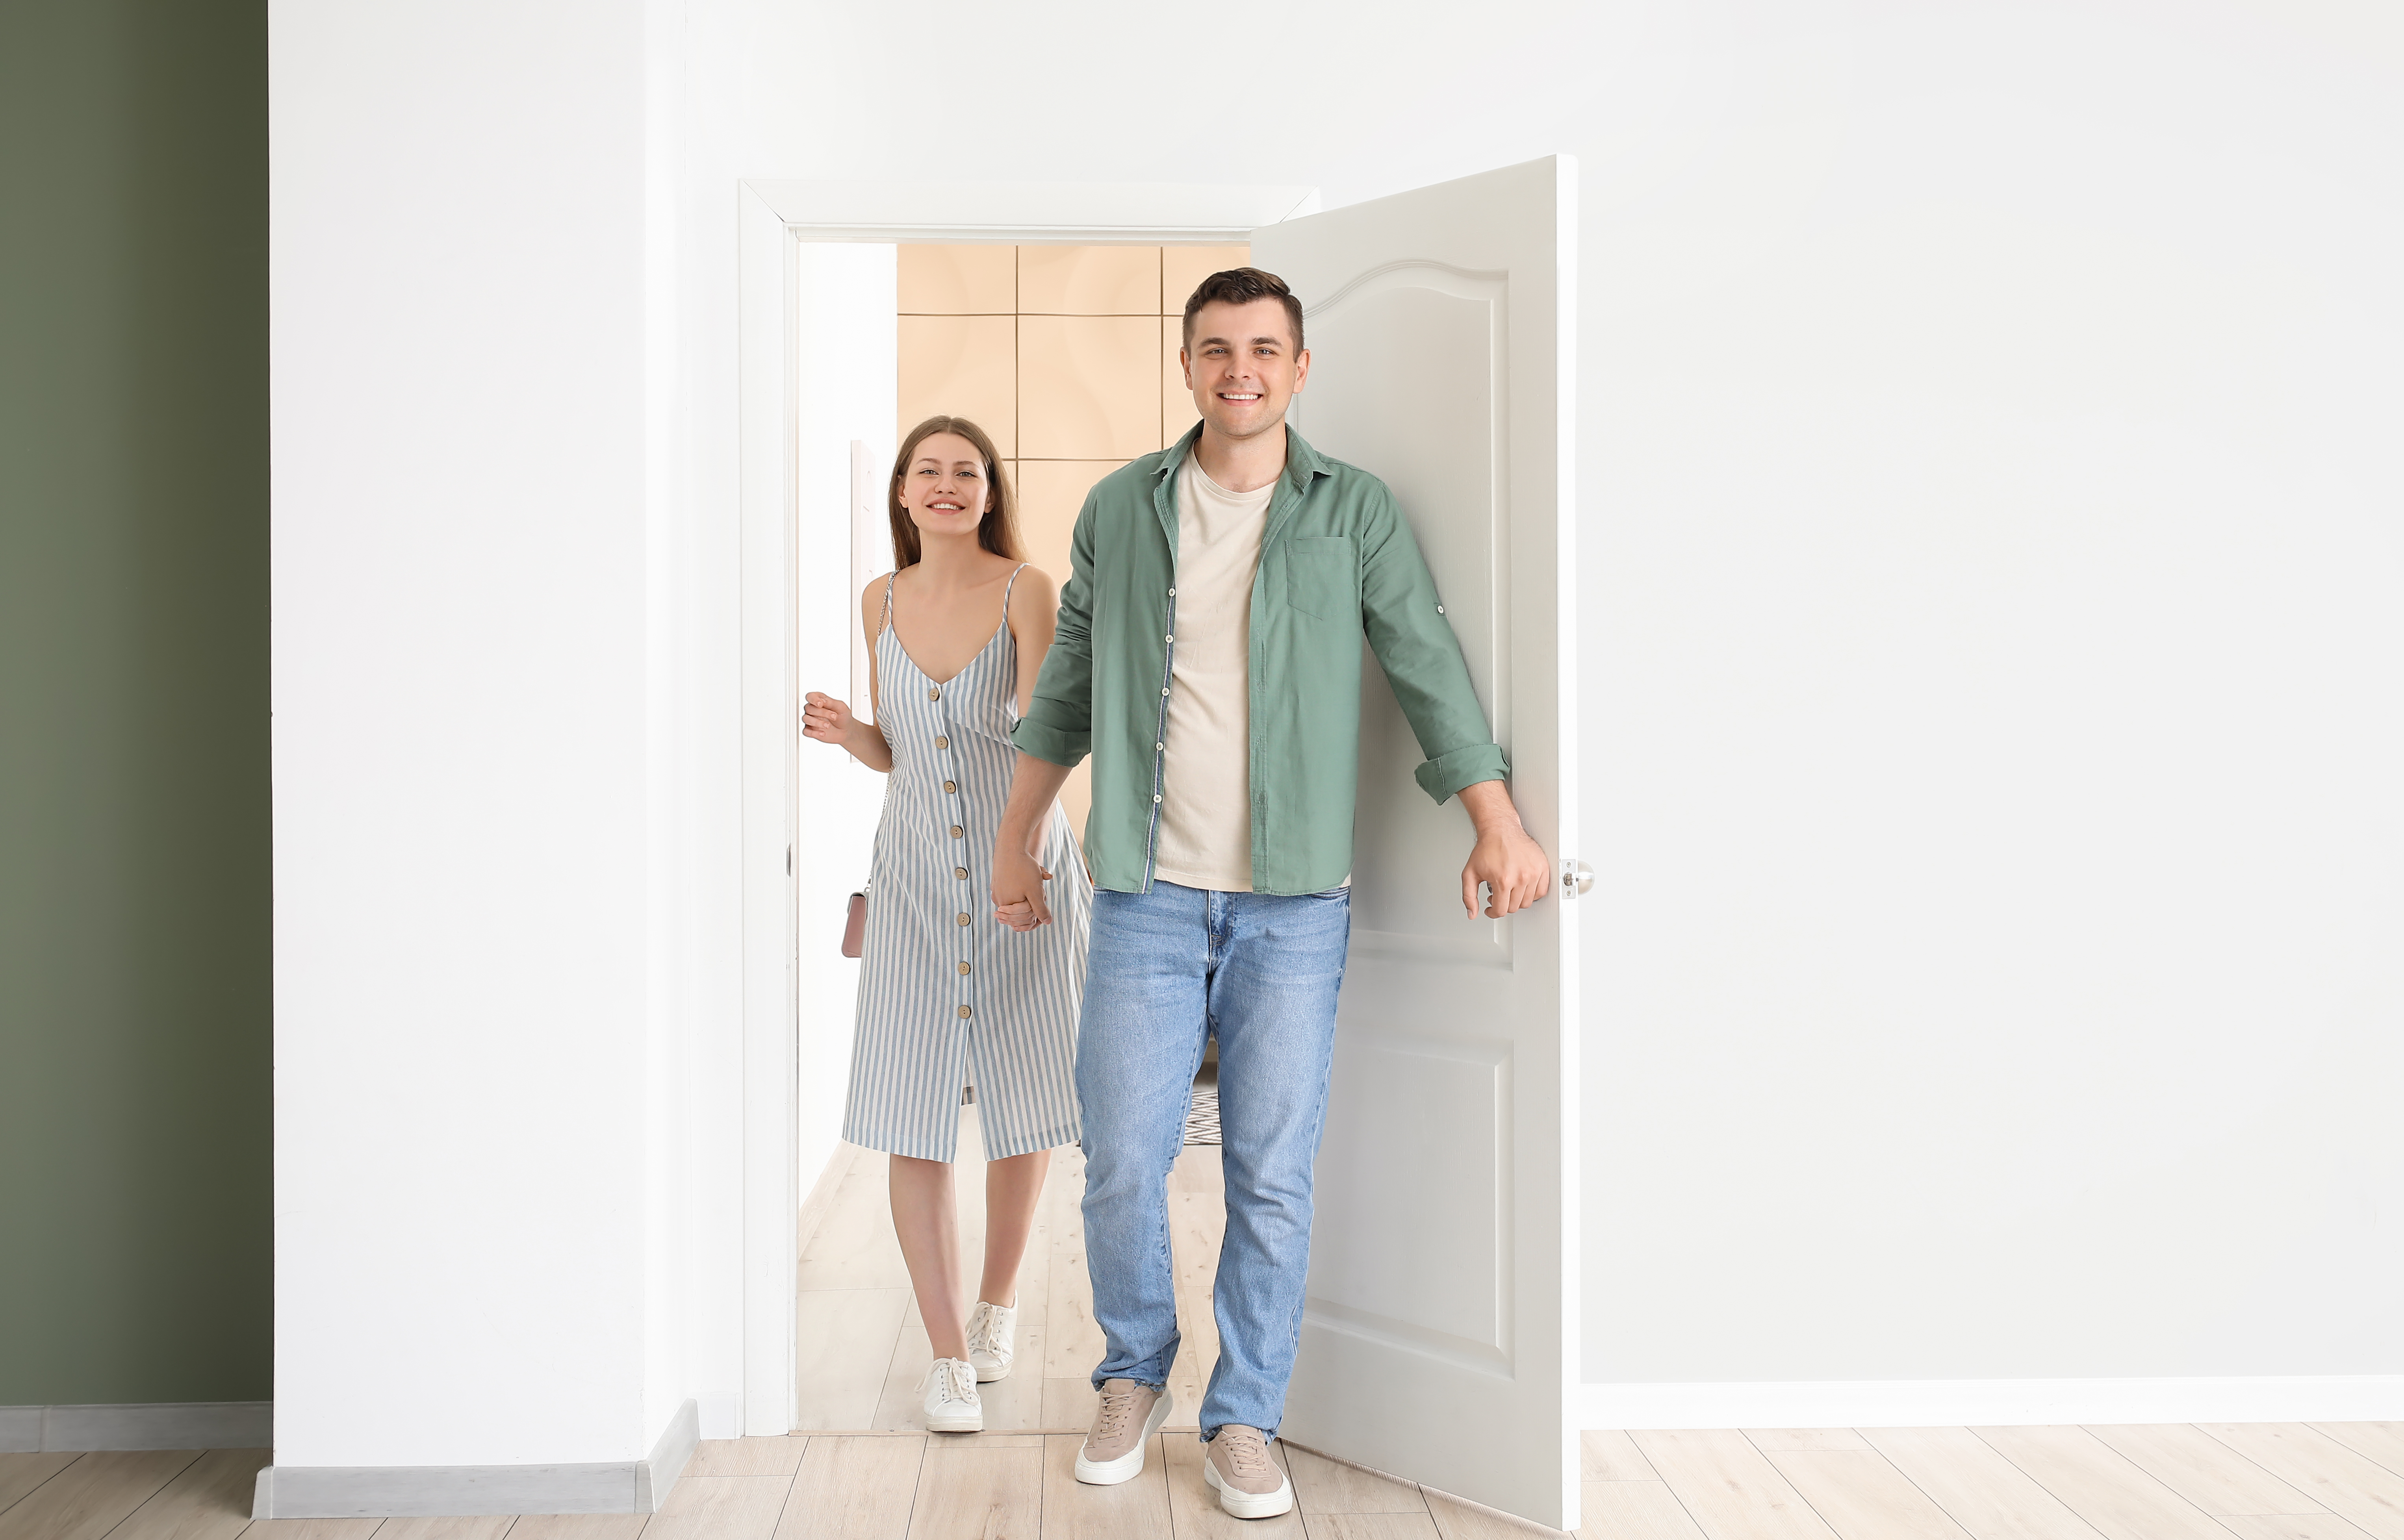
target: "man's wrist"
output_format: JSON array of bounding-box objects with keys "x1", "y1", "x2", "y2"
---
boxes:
[{"x1": 1458, "y1": 778, "x2": 1521, "y2": 835}]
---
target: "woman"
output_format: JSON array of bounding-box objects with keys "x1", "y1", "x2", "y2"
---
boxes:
[{"x1": 802, "y1": 415, "x2": 1090, "y2": 1433}]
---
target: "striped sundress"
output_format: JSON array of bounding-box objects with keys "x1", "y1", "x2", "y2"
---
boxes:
[{"x1": 842, "y1": 565, "x2": 1091, "y2": 1162}]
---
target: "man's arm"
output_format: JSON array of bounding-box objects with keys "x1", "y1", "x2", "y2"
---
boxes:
[
  {"x1": 994, "y1": 497, "x2": 1099, "y2": 929},
  {"x1": 991, "y1": 753, "x2": 1072, "y2": 931},
  {"x1": 1009, "y1": 495, "x2": 1099, "y2": 767},
  {"x1": 1356, "y1": 486, "x2": 1551, "y2": 917}
]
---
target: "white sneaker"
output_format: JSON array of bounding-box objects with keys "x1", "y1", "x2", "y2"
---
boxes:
[
  {"x1": 920, "y1": 1357, "x2": 983, "y2": 1432},
  {"x1": 965, "y1": 1298, "x2": 1017, "y2": 1383}
]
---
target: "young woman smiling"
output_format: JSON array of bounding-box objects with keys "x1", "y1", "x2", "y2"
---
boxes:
[{"x1": 802, "y1": 415, "x2": 1091, "y2": 1433}]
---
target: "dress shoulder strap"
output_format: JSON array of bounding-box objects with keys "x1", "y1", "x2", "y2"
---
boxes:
[
  {"x1": 879, "y1": 572, "x2": 896, "y2": 635},
  {"x1": 1001, "y1": 561, "x2": 1029, "y2": 614}
]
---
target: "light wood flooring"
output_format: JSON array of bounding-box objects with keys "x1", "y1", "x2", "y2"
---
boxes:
[
  {"x1": 12, "y1": 1105, "x2": 2400, "y2": 1536},
  {"x1": 12, "y1": 1422, "x2": 2404, "y2": 1539}
]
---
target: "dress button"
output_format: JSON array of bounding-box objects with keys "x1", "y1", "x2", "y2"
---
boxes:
[
  {"x1": 935, "y1": 735, "x2": 948, "y2": 749},
  {"x1": 957, "y1": 1004, "x2": 973, "y2": 1019},
  {"x1": 950, "y1": 825, "x2": 963, "y2": 838},
  {"x1": 1169, "y1": 587, "x2": 1176, "y2": 597},
  {"x1": 928, "y1": 686, "x2": 940, "y2": 701},
  {"x1": 954, "y1": 866, "x2": 968, "y2": 880},
  {"x1": 1166, "y1": 634, "x2": 1174, "y2": 644},
  {"x1": 956, "y1": 912, "x2": 971, "y2": 926},
  {"x1": 1154, "y1": 793, "x2": 1163, "y2": 803},
  {"x1": 944, "y1": 780, "x2": 957, "y2": 793},
  {"x1": 957, "y1": 960, "x2": 971, "y2": 975},
  {"x1": 1161, "y1": 688, "x2": 1170, "y2": 697},
  {"x1": 1156, "y1": 742, "x2": 1164, "y2": 751}
]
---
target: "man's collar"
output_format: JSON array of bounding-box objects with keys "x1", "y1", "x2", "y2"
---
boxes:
[{"x1": 1153, "y1": 421, "x2": 1333, "y2": 486}]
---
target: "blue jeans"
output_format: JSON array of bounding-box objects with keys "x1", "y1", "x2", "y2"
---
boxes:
[{"x1": 1077, "y1": 880, "x2": 1351, "y2": 1442}]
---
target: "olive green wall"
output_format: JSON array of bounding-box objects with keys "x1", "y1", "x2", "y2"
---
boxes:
[{"x1": 0, "y1": 0, "x2": 271, "y2": 1404}]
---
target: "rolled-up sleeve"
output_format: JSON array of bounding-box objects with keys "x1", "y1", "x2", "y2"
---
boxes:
[
  {"x1": 1011, "y1": 496, "x2": 1097, "y2": 767},
  {"x1": 1357, "y1": 485, "x2": 1510, "y2": 804}
]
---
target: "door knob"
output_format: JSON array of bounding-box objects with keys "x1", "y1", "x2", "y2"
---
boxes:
[{"x1": 1562, "y1": 858, "x2": 1594, "y2": 899}]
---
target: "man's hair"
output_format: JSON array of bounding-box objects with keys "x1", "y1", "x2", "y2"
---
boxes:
[{"x1": 1181, "y1": 267, "x2": 1305, "y2": 356}]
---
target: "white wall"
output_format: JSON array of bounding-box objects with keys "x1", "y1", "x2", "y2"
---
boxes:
[
  {"x1": 269, "y1": 0, "x2": 2403, "y2": 1472},
  {"x1": 270, "y1": 0, "x2": 735, "y2": 1466},
  {"x1": 790, "y1": 244, "x2": 894, "y2": 1199}
]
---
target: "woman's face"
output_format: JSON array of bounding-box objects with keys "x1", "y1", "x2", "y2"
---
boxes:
[{"x1": 900, "y1": 432, "x2": 993, "y2": 543}]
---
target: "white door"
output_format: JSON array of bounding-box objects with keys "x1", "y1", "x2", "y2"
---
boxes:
[{"x1": 1251, "y1": 156, "x2": 1580, "y2": 1530}]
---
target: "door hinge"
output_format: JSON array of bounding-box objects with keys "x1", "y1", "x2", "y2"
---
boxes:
[
  {"x1": 1562, "y1": 858, "x2": 1594, "y2": 899},
  {"x1": 786, "y1": 845, "x2": 794, "y2": 876}
]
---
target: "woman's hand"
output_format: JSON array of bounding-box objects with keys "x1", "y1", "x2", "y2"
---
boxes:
[
  {"x1": 803, "y1": 691, "x2": 855, "y2": 745},
  {"x1": 991, "y1": 845, "x2": 1053, "y2": 931}
]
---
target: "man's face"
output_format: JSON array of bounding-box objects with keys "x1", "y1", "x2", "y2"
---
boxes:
[{"x1": 1181, "y1": 297, "x2": 1310, "y2": 443}]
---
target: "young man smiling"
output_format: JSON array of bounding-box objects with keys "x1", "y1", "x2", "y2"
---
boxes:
[{"x1": 990, "y1": 268, "x2": 1549, "y2": 1518}]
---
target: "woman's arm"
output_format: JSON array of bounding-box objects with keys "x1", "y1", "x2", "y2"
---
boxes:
[
  {"x1": 800, "y1": 578, "x2": 895, "y2": 772},
  {"x1": 1007, "y1": 565, "x2": 1061, "y2": 719}
]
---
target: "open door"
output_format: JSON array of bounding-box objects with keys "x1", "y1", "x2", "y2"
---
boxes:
[{"x1": 1252, "y1": 156, "x2": 1579, "y2": 1529}]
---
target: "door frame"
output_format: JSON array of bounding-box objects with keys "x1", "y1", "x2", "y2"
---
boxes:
[{"x1": 736, "y1": 179, "x2": 1320, "y2": 1432}]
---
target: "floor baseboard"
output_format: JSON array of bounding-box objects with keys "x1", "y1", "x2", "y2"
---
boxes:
[
  {"x1": 252, "y1": 1397, "x2": 698, "y2": 1519},
  {"x1": 1581, "y1": 1374, "x2": 2404, "y2": 1429},
  {"x1": 0, "y1": 1401, "x2": 272, "y2": 1453}
]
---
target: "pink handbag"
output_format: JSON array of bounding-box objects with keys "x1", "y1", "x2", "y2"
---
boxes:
[{"x1": 841, "y1": 882, "x2": 870, "y2": 958}]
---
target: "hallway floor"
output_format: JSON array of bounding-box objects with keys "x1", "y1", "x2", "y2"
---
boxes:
[{"x1": 9, "y1": 1419, "x2": 2403, "y2": 1538}]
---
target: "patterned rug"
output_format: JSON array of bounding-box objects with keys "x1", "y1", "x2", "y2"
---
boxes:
[{"x1": 1183, "y1": 1084, "x2": 1221, "y2": 1146}]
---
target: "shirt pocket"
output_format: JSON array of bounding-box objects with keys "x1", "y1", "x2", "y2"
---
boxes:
[{"x1": 1284, "y1": 536, "x2": 1359, "y2": 622}]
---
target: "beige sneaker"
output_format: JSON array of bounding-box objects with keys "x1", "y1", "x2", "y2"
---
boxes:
[
  {"x1": 1073, "y1": 1378, "x2": 1172, "y2": 1484},
  {"x1": 1204, "y1": 1426, "x2": 1294, "y2": 1518}
]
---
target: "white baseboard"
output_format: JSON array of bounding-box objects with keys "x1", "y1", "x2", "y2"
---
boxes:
[
  {"x1": 636, "y1": 1396, "x2": 700, "y2": 1511},
  {"x1": 0, "y1": 1401, "x2": 273, "y2": 1453},
  {"x1": 252, "y1": 1397, "x2": 699, "y2": 1519},
  {"x1": 1580, "y1": 1375, "x2": 2404, "y2": 1430}
]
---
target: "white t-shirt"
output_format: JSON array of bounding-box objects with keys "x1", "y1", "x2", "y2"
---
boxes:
[{"x1": 1152, "y1": 451, "x2": 1275, "y2": 892}]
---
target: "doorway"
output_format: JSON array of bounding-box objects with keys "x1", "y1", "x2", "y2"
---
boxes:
[{"x1": 740, "y1": 165, "x2": 1579, "y2": 1528}]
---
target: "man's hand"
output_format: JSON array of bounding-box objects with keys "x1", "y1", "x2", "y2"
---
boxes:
[
  {"x1": 990, "y1": 751, "x2": 1076, "y2": 930},
  {"x1": 1456, "y1": 779, "x2": 1551, "y2": 918},
  {"x1": 992, "y1": 845, "x2": 1053, "y2": 932}
]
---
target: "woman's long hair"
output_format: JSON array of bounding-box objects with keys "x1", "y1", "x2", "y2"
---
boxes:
[{"x1": 889, "y1": 415, "x2": 1022, "y2": 568}]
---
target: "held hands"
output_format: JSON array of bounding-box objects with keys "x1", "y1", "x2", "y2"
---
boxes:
[
  {"x1": 1457, "y1": 780, "x2": 1552, "y2": 919},
  {"x1": 991, "y1": 841, "x2": 1053, "y2": 932}
]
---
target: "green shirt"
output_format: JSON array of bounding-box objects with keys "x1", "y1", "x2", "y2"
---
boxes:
[{"x1": 1012, "y1": 423, "x2": 1509, "y2": 895}]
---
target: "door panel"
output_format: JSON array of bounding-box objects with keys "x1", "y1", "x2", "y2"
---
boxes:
[{"x1": 1253, "y1": 155, "x2": 1578, "y2": 1530}]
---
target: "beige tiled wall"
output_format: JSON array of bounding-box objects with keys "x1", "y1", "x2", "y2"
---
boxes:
[{"x1": 898, "y1": 243, "x2": 1249, "y2": 837}]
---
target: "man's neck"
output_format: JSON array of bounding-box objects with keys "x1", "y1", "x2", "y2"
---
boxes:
[{"x1": 1193, "y1": 419, "x2": 1287, "y2": 496}]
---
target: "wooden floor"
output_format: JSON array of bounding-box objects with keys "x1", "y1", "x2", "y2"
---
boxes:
[
  {"x1": 11, "y1": 1108, "x2": 2402, "y2": 1536},
  {"x1": 12, "y1": 1421, "x2": 2404, "y2": 1539}
]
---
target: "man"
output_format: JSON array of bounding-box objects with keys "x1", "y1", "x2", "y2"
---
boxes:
[{"x1": 990, "y1": 267, "x2": 1549, "y2": 1519}]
